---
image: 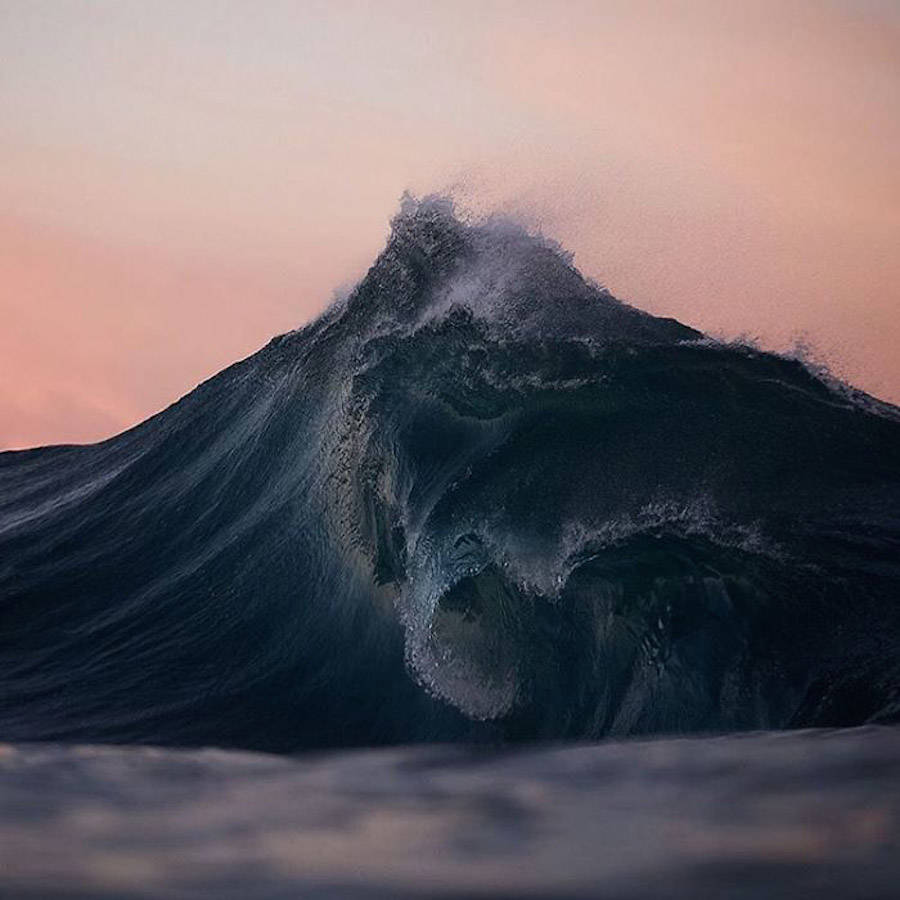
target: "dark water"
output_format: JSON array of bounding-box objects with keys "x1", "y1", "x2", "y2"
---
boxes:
[
  {"x1": 2, "y1": 196, "x2": 900, "y2": 895},
  {"x1": 2, "y1": 196, "x2": 899, "y2": 750}
]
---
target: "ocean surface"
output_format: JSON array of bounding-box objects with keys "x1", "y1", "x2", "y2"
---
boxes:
[
  {"x1": 2, "y1": 728, "x2": 899, "y2": 898},
  {"x1": 1, "y1": 196, "x2": 899, "y2": 895}
]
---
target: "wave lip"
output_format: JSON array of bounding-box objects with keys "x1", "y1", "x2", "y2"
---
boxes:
[{"x1": 1, "y1": 195, "x2": 900, "y2": 751}]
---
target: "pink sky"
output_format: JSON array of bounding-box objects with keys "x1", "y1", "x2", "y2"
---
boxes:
[{"x1": 2, "y1": 0, "x2": 898, "y2": 448}]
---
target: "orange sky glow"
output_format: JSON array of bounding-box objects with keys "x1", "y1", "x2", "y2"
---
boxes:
[{"x1": 2, "y1": 0, "x2": 898, "y2": 448}]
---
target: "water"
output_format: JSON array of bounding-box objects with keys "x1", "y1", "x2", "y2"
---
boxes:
[
  {"x1": 2, "y1": 196, "x2": 899, "y2": 895},
  {"x1": 1, "y1": 727, "x2": 898, "y2": 898}
]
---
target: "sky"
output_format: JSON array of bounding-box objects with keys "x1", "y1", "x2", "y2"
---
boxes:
[{"x1": 2, "y1": 0, "x2": 898, "y2": 449}]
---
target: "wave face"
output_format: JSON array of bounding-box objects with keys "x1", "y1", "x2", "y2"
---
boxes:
[{"x1": 2, "y1": 196, "x2": 900, "y2": 752}]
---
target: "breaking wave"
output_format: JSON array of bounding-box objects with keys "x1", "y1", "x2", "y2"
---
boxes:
[{"x1": 2, "y1": 195, "x2": 900, "y2": 751}]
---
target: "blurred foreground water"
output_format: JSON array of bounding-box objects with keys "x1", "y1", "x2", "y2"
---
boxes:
[{"x1": 1, "y1": 726, "x2": 898, "y2": 899}]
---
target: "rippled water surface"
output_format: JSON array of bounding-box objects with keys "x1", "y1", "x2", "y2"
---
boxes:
[{"x1": 2, "y1": 727, "x2": 899, "y2": 898}]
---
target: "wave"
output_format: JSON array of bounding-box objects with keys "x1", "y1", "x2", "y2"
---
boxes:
[{"x1": 2, "y1": 195, "x2": 900, "y2": 751}]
